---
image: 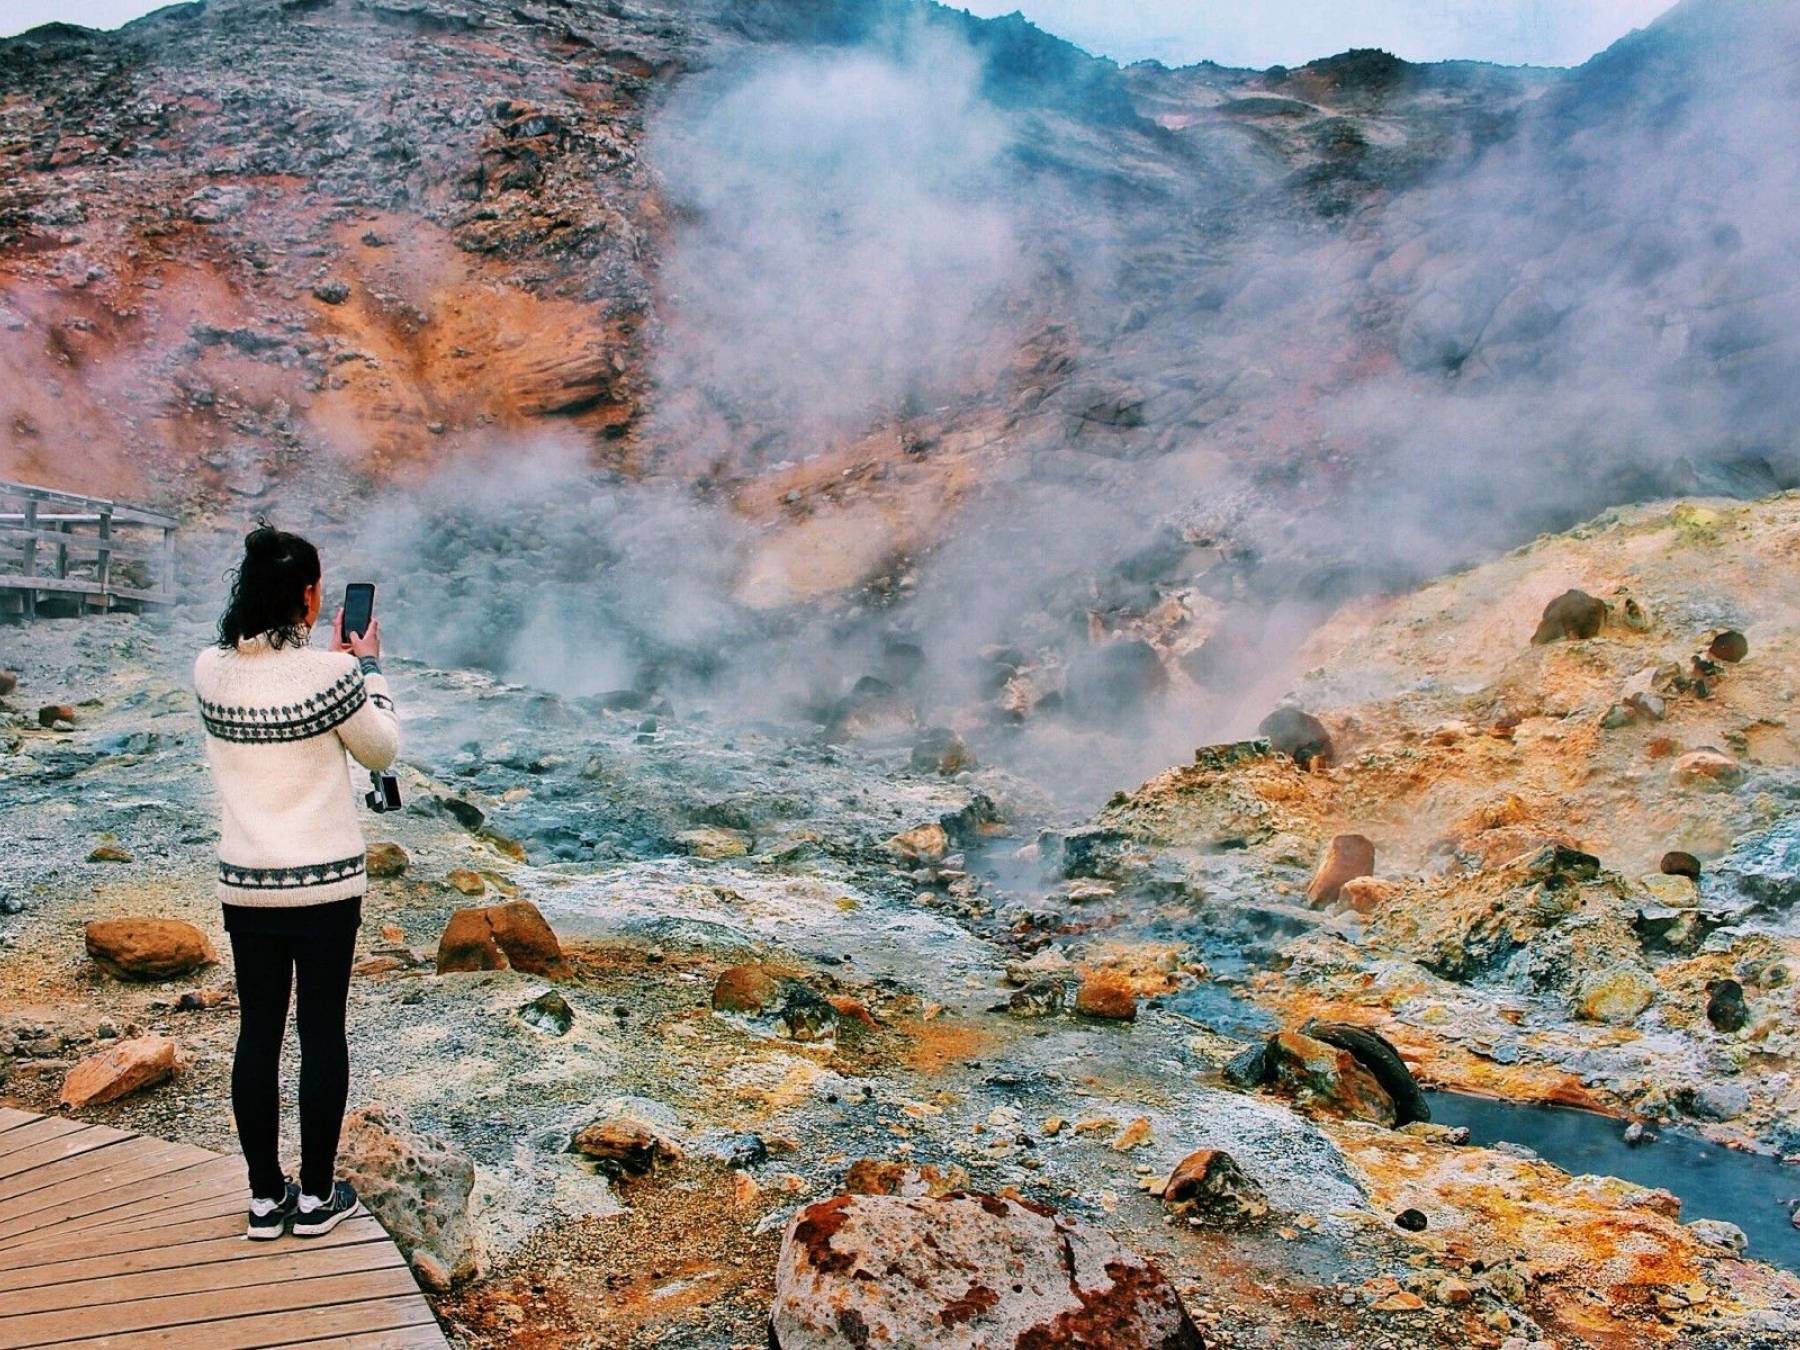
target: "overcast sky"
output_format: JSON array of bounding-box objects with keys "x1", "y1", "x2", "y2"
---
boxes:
[{"x1": 5, "y1": 0, "x2": 1675, "y2": 66}]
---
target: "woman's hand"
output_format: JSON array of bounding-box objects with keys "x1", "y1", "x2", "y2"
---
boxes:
[{"x1": 331, "y1": 609, "x2": 381, "y2": 660}]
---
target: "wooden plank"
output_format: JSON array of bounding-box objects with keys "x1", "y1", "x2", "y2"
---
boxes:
[
  {"x1": 0, "y1": 526, "x2": 161, "y2": 565},
  {"x1": 0, "y1": 1137, "x2": 212, "y2": 1216},
  {"x1": 0, "y1": 1119, "x2": 108, "y2": 1162},
  {"x1": 0, "y1": 1264, "x2": 424, "y2": 1346},
  {"x1": 0, "y1": 1153, "x2": 239, "y2": 1247},
  {"x1": 0, "y1": 485, "x2": 177, "y2": 530},
  {"x1": 0, "y1": 1238, "x2": 405, "y2": 1317},
  {"x1": 269, "y1": 1325, "x2": 450, "y2": 1350},
  {"x1": 0, "y1": 1111, "x2": 41, "y2": 1135},
  {"x1": 18, "y1": 498, "x2": 34, "y2": 620},
  {"x1": 67, "y1": 1293, "x2": 445, "y2": 1350},
  {"x1": 0, "y1": 1129, "x2": 129, "y2": 1185},
  {"x1": 0, "y1": 1159, "x2": 243, "y2": 1251},
  {"x1": 0, "y1": 575, "x2": 169, "y2": 605},
  {"x1": 0, "y1": 1206, "x2": 246, "y2": 1269},
  {"x1": 0, "y1": 1216, "x2": 389, "y2": 1294}
]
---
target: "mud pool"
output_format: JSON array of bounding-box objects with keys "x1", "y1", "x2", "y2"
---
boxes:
[{"x1": 1427, "y1": 1091, "x2": 1800, "y2": 1272}]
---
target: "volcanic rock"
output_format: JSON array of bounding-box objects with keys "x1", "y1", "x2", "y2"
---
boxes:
[
  {"x1": 1669, "y1": 749, "x2": 1744, "y2": 788},
  {"x1": 58, "y1": 1034, "x2": 179, "y2": 1108},
  {"x1": 1300, "y1": 1020, "x2": 1429, "y2": 1125},
  {"x1": 711, "y1": 965, "x2": 837, "y2": 1042},
  {"x1": 1007, "y1": 980, "x2": 1067, "y2": 1017},
  {"x1": 1074, "y1": 970, "x2": 1138, "y2": 1020},
  {"x1": 1530, "y1": 589, "x2": 1607, "y2": 644},
  {"x1": 519, "y1": 989, "x2": 574, "y2": 1036},
  {"x1": 1159, "y1": 1149, "x2": 1270, "y2": 1226},
  {"x1": 435, "y1": 900, "x2": 573, "y2": 980},
  {"x1": 84, "y1": 918, "x2": 216, "y2": 981},
  {"x1": 1708, "y1": 629, "x2": 1748, "y2": 662},
  {"x1": 1264, "y1": 1030, "x2": 1397, "y2": 1126},
  {"x1": 771, "y1": 1192, "x2": 1205, "y2": 1349},
  {"x1": 86, "y1": 844, "x2": 131, "y2": 863},
  {"x1": 0, "y1": 671, "x2": 15, "y2": 695},
  {"x1": 446, "y1": 869, "x2": 486, "y2": 896},
  {"x1": 572, "y1": 1115, "x2": 683, "y2": 1175},
  {"x1": 1706, "y1": 979, "x2": 1749, "y2": 1032},
  {"x1": 1660, "y1": 850, "x2": 1702, "y2": 880},
  {"x1": 1257, "y1": 706, "x2": 1333, "y2": 767},
  {"x1": 884, "y1": 822, "x2": 950, "y2": 863},
  {"x1": 676, "y1": 826, "x2": 752, "y2": 859},
  {"x1": 1575, "y1": 965, "x2": 1656, "y2": 1024},
  {"x1": 1338, "y1": 875, "x2": 1401, "y2": 914},
  {"x1": 1222, "y1": 1040, "x2": 1270, "y2": 1090},
  {"x1": 1686, "y1": 1218, "x2": 1748, "y2": 1254},
  {"x1": 1394, "y1": 1208, "x2": 1428, "y2": 1231},
  {"x1": 910, "y1": 726, "x2": 974, "y2": 775},
  {"x1": 1305, "y1": 833, "x2": 1374, "y2": 906},
  {"x1": 37, "y1": 704, "x2": 74, "y2": 728},
  {"x1": 842, "y1": 1158, "x2": 971, "y2": 1197},
  {"x1": 1066, "y1": 638, "x2": 1168, "y2": 714},
  {"x1": 338, "y1": 1102, "x2": 478, "y2": 1289},
  {"x1": 366, "y1": 841, "x2": 410, "y2": 878}
]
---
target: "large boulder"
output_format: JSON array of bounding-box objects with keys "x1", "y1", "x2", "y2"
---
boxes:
[
  {"x1": 1531, "y1": 589, "x2": 1607, "y2": 644},
  {"x1": 337, "y1": 1102, "x2": 478, "y2": 1291},
  {"x1": 59, "y1": 1035, "x2": 179, "y2": 1109},
  {"x1": 1256, "y1": 707, "x2": 1333, "y2": 768},
  {"x1": 1300, "y1": 1021, "x2": 1430, "y2": 1126},
  {"x1": 84, "y1": 918, "x2": 216, "y2": 981},
  {"x1": 772, "y1": 1192, "x2": 1205, "y2": 1349},
  {"x1": 1305, "y1": 834, "x2": 1374, "y2": 907},
  {"x1": 1264, "y1": 1030, "x2": 1397, "y2": 1126},
  {"x1": 435, "y1": 899, "x2": 573, "y2": 980}
]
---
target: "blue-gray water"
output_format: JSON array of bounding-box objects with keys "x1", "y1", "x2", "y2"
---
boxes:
[{"x1": 1426, "y1": 1091, "x2": 1800, "y2": 1273}]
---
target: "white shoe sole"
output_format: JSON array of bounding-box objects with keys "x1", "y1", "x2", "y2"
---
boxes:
[
  {"x1": 291, "y1": 1202, "x2": 362, "y2": 1237},
  {"x1": 245, "y1": 1222, "x2": 287, "y2": 1241}
]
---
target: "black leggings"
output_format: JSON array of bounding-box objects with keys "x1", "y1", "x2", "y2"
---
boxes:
[{"x1": 228, "y1": 923, "x2": 358, "y2": 1200}]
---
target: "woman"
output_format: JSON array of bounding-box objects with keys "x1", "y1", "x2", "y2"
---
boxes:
[{"x1": 194, "y1": 525, "x2": 400, "y2": 1240}]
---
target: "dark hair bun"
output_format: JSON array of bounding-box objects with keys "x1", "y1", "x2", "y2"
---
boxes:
[{"x1": 218, "y1": 524, "x2": 321, "y2": 649}]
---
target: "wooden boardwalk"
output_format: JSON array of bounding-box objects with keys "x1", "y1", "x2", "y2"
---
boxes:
[
  {"x1": 0, "y1": 479, "x2": 178, "y2": 618},
  {"x1": 0, "y1": 1107, "x2": 447, "y2": 1349}
]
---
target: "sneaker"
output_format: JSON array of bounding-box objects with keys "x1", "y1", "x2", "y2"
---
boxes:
[
  {"x1": 292, "y1": 1179, "x2": 362, "y2": 1237},
  {"x1": 247, "y1": 1180, "x2": 300, "y2": 1240}
]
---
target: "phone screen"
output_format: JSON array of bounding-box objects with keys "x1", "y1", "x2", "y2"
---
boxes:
[{"x1": 342, "y1": 583, "x2": 375, "y2": 640}]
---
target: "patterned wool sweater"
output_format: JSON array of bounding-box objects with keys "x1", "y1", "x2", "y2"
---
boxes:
[{"x1": 194, "y1": 636, "x2": 401, "y2": 906}]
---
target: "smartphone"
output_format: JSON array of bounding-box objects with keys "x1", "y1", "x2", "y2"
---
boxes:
[{"x1": 342, "y1": 583, "x2": 375, "y2": 640}]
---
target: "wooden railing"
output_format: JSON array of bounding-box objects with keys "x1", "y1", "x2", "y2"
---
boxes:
[{"x1": 0, "y1": 478, "x2": 178, "y2": 617}]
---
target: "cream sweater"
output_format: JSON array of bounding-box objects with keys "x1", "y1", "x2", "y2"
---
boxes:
[{"x1": 194, "y1": 636, "x2": 401, "y2": 906}]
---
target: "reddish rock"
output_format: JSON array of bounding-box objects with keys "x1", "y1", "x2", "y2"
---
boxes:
[
  {"x1": 884, "y1": 822, "x2": 949, "y2": 863},
  {"x1": 86, "y1": 844, "x2": 132, "y2": 863},
  {"x1": 772, "y1": 1192, "x2": 1205, "y2": 1349},
  {"x1": 1160, "y1": 1149, "x2": 1270, "y2": 1226},
  {"x1": 0, "y1": 670, "x2": 16, "y2": 696},
  {"x1": 572, "y1": 1116, "x2": 683, "y2": 1175},
  {"x1": 366, "y1": 841, "x2": 410, "y2": 879},
  {"x1": 85, "y1": 917, "x2": 216, "y2": 981},
  {"x1": 1074, "y1": 971, "x2": 1138, "y2": 1021},
  {"x1": 1305, "y1": 833, "x2": 1374, "y2": 906},
  {"x1": 712, "y1": 964, "x2": 782, "y2": 1014},
  {"x1": 1339, "y1": 876, "x2": 1401, "y2": 915},
  {"x1": 446, "y1": 868, "x2": 485, "y2": 896},
  {"x1": 435, "y1": 900, "x2": 572, "y2": 980},
  {"x1": 1264, "y1": 1030, "x2": 1397, "y2": 1126},
  {"x1": 37, "y1": 704, "x2": 74, "y2": 728},
  {"x1": 59, "y1": 1035, "x2": 179, "y2": 1108}
]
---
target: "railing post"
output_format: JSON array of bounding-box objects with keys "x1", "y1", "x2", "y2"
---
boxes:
[
  {"x1": 20, "y1": 497, "x2": 37, "y2": 619},
  {"x1": 94, "y1": 507, "x2": 113, "y2": 613}
]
